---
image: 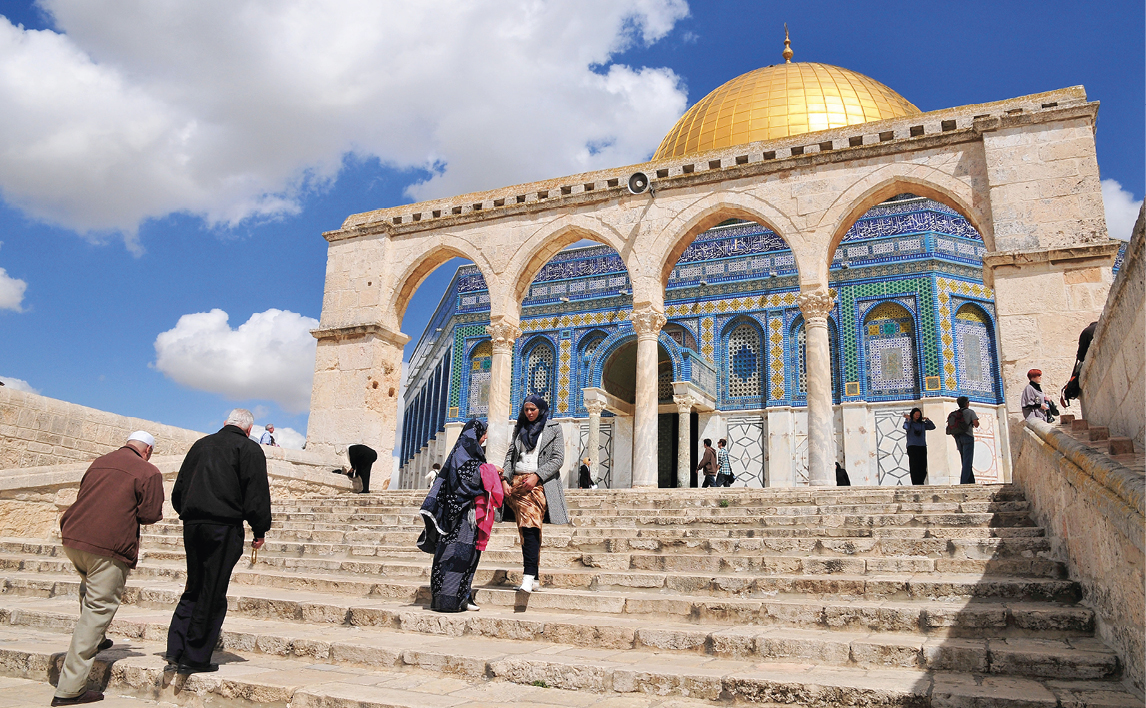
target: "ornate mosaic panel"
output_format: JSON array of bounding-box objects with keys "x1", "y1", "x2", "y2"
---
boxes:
[
  {"x1": 557, "y1": 338, "x2": 572, "y2": 413},
  {"x1": 863, "y1": 302, "x2": 918, "y2": 398},
  {"x1": 578, "y1": 422, "x2": 614, "y2": 488},
  {"x1": 726, "y1": 415, "x2": 766, "y2": 488},
  {"x1": 700, "y1": 317, "x2": 715, "y2": 361},
  {"x1": 768, "y1": 315, "x2": 785, "y2": 400},
  {"x1": 727, "y1": 323, "x2": 762, "y2": 398},
  {"x1": 836, "y1": 278, "x2": 936, "y2": 394},
  {"x1": 970, "y1": 407, "x2": 1000, "y2": 484},
  {"x1": 874, "y1": 408, "x2": 911, "y2": 485},
  {"x1": 795, "y1": 322, "x2": 807, "y2": 395},
  {"x1": 954, "y1": 305, "x2": 995, "y2": 396},
  {"x1": 448, "y1": 325, "x2": 488, "y2": 409},
  {"x1": 936, "y1": 277, "x2": 994, "y2": 392},
  {"x1": 466, "y1": 341, "x2": 492, "y2": 417}
]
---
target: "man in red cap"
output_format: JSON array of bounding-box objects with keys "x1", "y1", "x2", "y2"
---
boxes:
[
  {"x1": 1021, "y1": 369, "x2": 1052, "y2": 422},
  {"x1": 53, "y1": 431, "x2": 164, "y2": 706}
]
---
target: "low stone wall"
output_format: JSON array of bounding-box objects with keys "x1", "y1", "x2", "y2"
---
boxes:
[
  {"x1": 1081, "y1": 205, "x2": 1145, "y2": 451},
  {"x1": 0, "y1": 448, "x2": 351, "y2": 540},
  {"x1": 1014, "y1": 419, "x2": 1145, "y2": 693},
  {"x1": 0, "y1": 388, "x2": 204, "y2": 470}
]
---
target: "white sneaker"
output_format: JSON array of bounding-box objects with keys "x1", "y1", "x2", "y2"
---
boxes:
[
  {"x1": 465, "y1": 603, "x2": 480, "y2": 612},
  {"x1": 517, "y1": 574, "x2": 535, "y2": 593}
]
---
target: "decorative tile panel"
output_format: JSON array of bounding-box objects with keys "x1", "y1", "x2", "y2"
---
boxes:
[{"x1": 726, "y1": 415, "x2": 766, "y2": 488}]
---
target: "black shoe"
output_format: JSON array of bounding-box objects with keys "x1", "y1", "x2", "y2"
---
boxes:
[
  {"x1": 96, "y1": 638, "x2": 113, "y2": 652},
  {"x1": 176, "y1": 662, "x2": 219, "y2": 675},
  {"x1": 51, "y1": 691, "x2": 104, "y2": 706}
]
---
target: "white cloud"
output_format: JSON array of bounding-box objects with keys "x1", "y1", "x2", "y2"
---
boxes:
[
  {"x1": 0, "y1": 375, "x2": 39, "y2": 393},
  {"x1": 250, "y1": 424, "x2": 306, "y2": 450},
  {"x1": 1102, "y1": 179, "x2": 1142, "y2": 241},
  {"x1": 0, "y1": 266, "x2": 25, "y2": 311},
  {"x1": 153, "y1": 308, "x2": 318, "y2": 413},
  {"x1": 0, "y1": 1, "x2": 689, "y2": 243}
]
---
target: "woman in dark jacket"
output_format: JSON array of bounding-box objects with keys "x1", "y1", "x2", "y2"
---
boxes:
[
  {"x1": 419, "y1": 419, "x2": 488, "y2": 612},
  {"x1": 902, "y1": 408, "x2": 936, "y2": 485}
]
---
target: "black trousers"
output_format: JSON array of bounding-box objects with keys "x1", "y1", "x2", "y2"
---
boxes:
[
  {"x1": 166, "y1": 522, "x2": 245, "y2": 667},
  {"x1": 520, "y1": 527, "x2": 541, "y2": 577},
  {"x1": 907, "y1": 445, "x2": 928, "y2": 485},
  {"x1": 349, "y1": 444, "x2": 378, "y2": 493}
]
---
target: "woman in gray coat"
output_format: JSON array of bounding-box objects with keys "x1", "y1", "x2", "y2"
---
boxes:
[{"x1": 502, "y1": 394, "x2": 568, "y2": 593}]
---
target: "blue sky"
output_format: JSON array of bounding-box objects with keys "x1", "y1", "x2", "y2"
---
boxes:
[{"x1": 0, "y1": 0, "x2": 1142, "y2": 450}]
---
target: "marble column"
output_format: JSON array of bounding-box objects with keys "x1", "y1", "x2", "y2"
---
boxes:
[
  {"x1": 585, "y1": 399, "x2": 607, "y2": 484},
  {"x1": 673, "y1": 395, "x2": 695, "y2": 487},
  {"x1": 486, "y1": 320, "x2": 521, "y2": 467},
  {"x1": 797, "y1": 288, "x2": 836, "y2": 486},
  {"x1": 630, "y1": 305, "x2": 667, "y2": 488}
]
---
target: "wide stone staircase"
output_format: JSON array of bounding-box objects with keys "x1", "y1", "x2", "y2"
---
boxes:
[{"x1": 0, "y1": 485, "x2": 1139, "y2": 707}]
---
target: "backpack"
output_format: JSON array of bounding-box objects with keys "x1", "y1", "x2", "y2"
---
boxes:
[{"x1": 945, "y1": 409, "x2": 968, "y2": 436}]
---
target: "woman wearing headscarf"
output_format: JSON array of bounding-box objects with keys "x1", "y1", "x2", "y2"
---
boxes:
[
  {"x1": 1021, "y1": 369, "x2": 1052, "y2": 422},
  {"x1": 902, "y1": 408, "x2": 936, "y2": 485},
  {"x1": 418, "y1": 419, "x2": 493, "y2": 613},
  {"x1": 501, "y1": 394, "x2": 569, "y2": 593}
]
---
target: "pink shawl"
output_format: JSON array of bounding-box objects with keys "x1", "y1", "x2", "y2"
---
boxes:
[{"x1": 475, "y1": 463, "x2": 504, "y2": 551}]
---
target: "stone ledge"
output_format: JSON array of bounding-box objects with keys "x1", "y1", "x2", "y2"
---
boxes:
[
  {"x1": 310, "y1": 323, "x2": 410, "y2": 346},
  {"x1": 982, "y1": 242, "x2": 1123, "y2": 271},
  {"x1": 1025, "y1": 419, "x2": 1144, "y2": 525}
]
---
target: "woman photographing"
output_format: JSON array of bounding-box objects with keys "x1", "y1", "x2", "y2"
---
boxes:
[
  {"x1": 902, "y1": 408, "x2": 936, "y2": 485},
  {"x1": 501, "y1": 395, "x2": 569, "y2": 593}
]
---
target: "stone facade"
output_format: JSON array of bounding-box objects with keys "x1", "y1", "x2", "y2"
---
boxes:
[
  {"x1": 1013, "y1": 418, "x2": 1145, "y2": 693},
  {"x1": 0, "y1": 387, "x2": 204, "y2": 470},
  {"x1": 1080, "y1": 206, "x2": 1144, "y2": 451},
  {"x1": 311, "y1": 86, "x2": 1119, "y2": 485}
]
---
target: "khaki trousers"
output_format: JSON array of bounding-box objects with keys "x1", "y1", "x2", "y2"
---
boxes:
[{"x1": 55, "y1": 547, "x2": 129, "y2": 698}]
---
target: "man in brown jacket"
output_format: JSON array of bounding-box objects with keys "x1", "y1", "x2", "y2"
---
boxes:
[
  {"x1": 696, "y1": 438, "x2": 718, "y2": 488},
  {"x1": 53, "y1": 431, "x2": 164, "y2": 706}
]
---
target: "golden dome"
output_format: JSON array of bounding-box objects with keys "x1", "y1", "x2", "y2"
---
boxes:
[{"x1": 653, "y1": 34, "x2": 920, "y2": 159}]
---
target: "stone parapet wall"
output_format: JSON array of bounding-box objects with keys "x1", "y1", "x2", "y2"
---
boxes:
[
  {"x1": 1014, "y1": 418, "x2": 1145, "y2": 693},
  {"x1": 0, "y1": 450, "x2": 351, "y2": 541},
  {"x1": 1081, "y1": 205, "x2": 1145, "y2": 451},
  {"x1": 0, "y1": 388, "x2": 204, "y2": 470}
]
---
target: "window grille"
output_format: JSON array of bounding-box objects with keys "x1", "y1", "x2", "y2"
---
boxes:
[
  {"x1": 796, "y1": 324, "x2": 807, "y2": 394},
  {"x1": 727, "y1": 323, "x2": 761, "y2": 397},
  {"x1": 526, "y1": 343, "x2": 554, "y2": 398}
]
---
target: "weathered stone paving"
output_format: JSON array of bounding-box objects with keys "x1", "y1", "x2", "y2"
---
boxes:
[{"x1": 0, "y1": 485, "x2": 1140, "y2": 707}]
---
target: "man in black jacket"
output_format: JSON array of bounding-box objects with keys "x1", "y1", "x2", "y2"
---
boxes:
[{"x1": 165, "y1": 408, "x2": 271, "y2": 674}]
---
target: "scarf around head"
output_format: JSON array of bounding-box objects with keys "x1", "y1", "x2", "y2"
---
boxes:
[
  {"x1": 515, "y1": 394, "x2": 550, "y2": 452},
  {"x1": 443, "y1": 419, "x2": 487, "y2": 500}
]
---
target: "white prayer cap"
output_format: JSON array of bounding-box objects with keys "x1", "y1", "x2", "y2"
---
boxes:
[{"x1": 127, "y1": 430, "x2": 155, "y2": 447}]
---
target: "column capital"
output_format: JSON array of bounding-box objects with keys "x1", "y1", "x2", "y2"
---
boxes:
[
  {"x1": 630, "y1": 305, "x2": 667, "y2": 339},
  {"x1": 672, "y1": 395, "x2": 696, "y2": 414},
  {"x1": 486, "y1": 321, "x2": 522, "y2": 353},
  {"x1": 797, "y1": 288, "x2": 835, "y2": 320}
]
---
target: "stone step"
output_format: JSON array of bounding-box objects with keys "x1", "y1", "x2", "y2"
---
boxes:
[
  {"x1": 0, "y1": 627, "x2": 723, "y2": 708},
  {"x1": 0, "y1": 558, "x2": 1084, "y2": 617},
  {"x1": 0, "y1": 595, "x2": 1119, "y2": 680},
  {"x1": 0, "y1": 621, "x2": 1135, "y2": 706},
  {"x1": 260, "y1": 500, "x2": 1033, "y2": 517},
  {"x1": 124, "y1": 534, "x2": 1061, "y2": 563},
  {"x1": 141, "y1": 524, "x2": 1049, "y2": 544},
  {"x1": 146, "y1": 510, "x2": 1040, "y2": 530}
]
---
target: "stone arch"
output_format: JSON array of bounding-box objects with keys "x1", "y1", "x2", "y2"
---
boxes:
[
  {"x1": 390, "y1": 239, "x2": 498, "y2": 327},
  {"x1": 653, "y1": 192, "x2": 803, "y2": 288},
  {"x1": 815, "y1": 165, "x2": 992, "y2": 285},
  {"x1": 504, "y1": 217, "x2": 641, "y2": 310},
  {"x1": 588, "y1": 328, "x2": 682, "y2": 391}
]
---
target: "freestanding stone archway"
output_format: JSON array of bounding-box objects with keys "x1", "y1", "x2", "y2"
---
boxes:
[{"x1": 308, "y1": 86, "x2": 1119, "y2": 486}]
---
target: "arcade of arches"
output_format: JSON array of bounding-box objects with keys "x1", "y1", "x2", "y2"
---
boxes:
[{"x1": 308, "y1": 62, "x2": 1120, "y2": 490}]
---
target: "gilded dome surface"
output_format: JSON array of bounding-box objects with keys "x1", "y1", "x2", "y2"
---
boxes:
[{"x1": 653, "y1": 51, "x2": 920, "y2": 159}]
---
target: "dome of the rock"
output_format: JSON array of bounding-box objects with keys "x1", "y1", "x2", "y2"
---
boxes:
[{"x1": 653, "y1": 33, "x2": 920, "y2": 159}]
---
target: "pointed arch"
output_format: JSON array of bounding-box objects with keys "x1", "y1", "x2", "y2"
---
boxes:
[
  {"x1": 652, "y1": 191, "x2": 803, "y2": 288},
  {"x1": 952, "y1": 301, "x2": 1003, "y2": 402},
  {"x1": 390, "y1": 239, "x2": 497, "y2": 325},
  {"x1": 861, "y1": 300, "x2": 921, "y2": 400},
  {"x1": 814, "y1": 164, "x2": 992, "y2": 285}
]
